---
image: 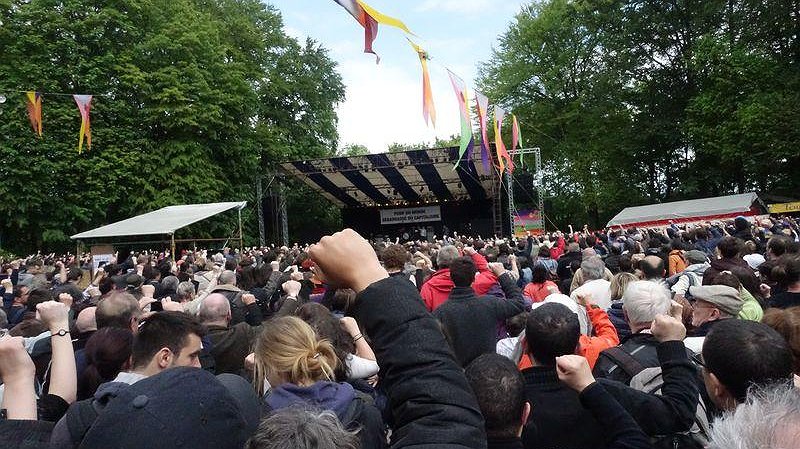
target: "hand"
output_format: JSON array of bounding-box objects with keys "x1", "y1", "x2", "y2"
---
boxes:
[
  {"x1": 340, "y1": 316, "x2": 361, "y2": 337},
  {"x1": 242, "y1": 293, "x2": 257, "y2": 306},
  {"x1": 57, "y1": 292, "x2": 74, "y2": 309},
  {"x1": 36, "y1": 301, "x2": 70, "y2": 331},
  {"x1": 0, "y1": 336, "x2": 35, "y2": 383},
  {"x1": 1, "y1": 278, "x2": 12, "y2": 289},
  {"x1": 668, "y1": 300, "x2": 684, "y2": 320},
  {"x1": 575, "y1": 292, "x2": 593, "y2": 307},
  {"x1": 488, "y1": 262, "x2": 506, "y2": 277},
  {"x1": 650, "y1": 314, "x2": 686, "y2": 342},
  {"x1": 290, "y1": 271, "x2": 304, "y2": 282},
  {"x1": 759, "y1": 283, "x2": 771, "y2": 299},
  {"x1": 282, "y1": 280, "x2": 302, "y2": 297},
  {"x1": 307, "y1": 229, "x2": 388, "y2": 293},
  {"x1": 508, "y1": 254, "x2": 517, "y2": 264},
  {"x1": 140, "y1": 284, "x2": 155, "y2": 298},
  {"x1": 270, "y1": 261, "x2": 280, "y2": 272},
  {"x1": 556, "y1": 355, "x2": 595, "y2": 392},
  {"x1": 139, "y1": 297, "x2": 156, "y2": 311},
  {"x1": 463, "y1": 246, "x2": 476, "y2": 256}
]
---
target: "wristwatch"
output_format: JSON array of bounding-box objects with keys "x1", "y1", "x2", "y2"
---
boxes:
[{"x1": 53, "y1": 329, "x2": 71, "y2": 337}]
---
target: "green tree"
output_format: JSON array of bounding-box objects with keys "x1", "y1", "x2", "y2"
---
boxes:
[{"x1": 0, "y1": 0, "x2": 345, "y2": 252}]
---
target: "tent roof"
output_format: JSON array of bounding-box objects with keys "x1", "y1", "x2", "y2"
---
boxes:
[
  {"x1": 607, "y1": 192, "x2": 760, "y2": 227},
  {"x1": 280, "y1": 146, "x2": 497, "y2": 208},
  {"x1": 71, "y1": 202, "x2": 247, "y2": 240}
]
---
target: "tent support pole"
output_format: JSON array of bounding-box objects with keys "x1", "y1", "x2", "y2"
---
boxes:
[
  {"x1": 238, "y1": 208, "x2": 243, "y2": 253},
  {"x1": 170, "y1": 234, "x2": 176, "y2": 262}
]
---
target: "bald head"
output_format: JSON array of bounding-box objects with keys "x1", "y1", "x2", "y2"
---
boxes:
[
  {"x1": 218, "y1": 270, "x2": 236, "y2": 286},
  {"x1": 76, "y1": 307, "x2": 97, "y2": 333},
  {"x1": 96, "y1": 292, "x2": 140, "y2": 330},
  {"x1": 641, "y1": 255, "x2": 666, "y2": 280},
  {"x1": 198, "y1": 293, "x2": 231, "y2": 325}
]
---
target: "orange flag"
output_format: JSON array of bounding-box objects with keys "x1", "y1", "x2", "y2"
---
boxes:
[
  {"x1": 73, "y1": 95, "x2": 92, "y2": 153},
  {"x1": 25, "y1": 92, "x2": 42, "y2": 137}
]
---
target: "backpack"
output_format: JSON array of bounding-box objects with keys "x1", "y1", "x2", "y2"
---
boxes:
[{"x1": 604, "y1": 347, "x2": 710, "y2": 449}]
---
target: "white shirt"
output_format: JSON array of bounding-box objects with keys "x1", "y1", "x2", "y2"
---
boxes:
[{"x1": 571, "y1": 279, "x2": 612, "y2": 310}]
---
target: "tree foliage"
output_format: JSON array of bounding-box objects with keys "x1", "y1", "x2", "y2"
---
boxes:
[
  {"x1": 0, "y1": 0, "x2": 345, "y2": 252},
  {"x1": 478, "y1": 0, "x2": 800, "y2": 228}
]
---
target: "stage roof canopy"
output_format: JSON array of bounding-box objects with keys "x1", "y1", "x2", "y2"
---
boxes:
[
  {"x1": 280, "y1": 147, "x2": 497, "y2": 208},
  {"x1": 71, "y1": 202, "x2": 247, "y2": 240},
  {"x1": 607, "y1": 192, "x2": 761, "y2": 228}
]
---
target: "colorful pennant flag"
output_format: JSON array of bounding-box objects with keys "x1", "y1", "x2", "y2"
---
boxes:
[
  {"x1": 447, "y1": 70, "x2": 474, "y2": 167},
  {"x1": 474, "y1": 92, "x2": 491, "y2": 171},
  {"x1": 494, "y1": 106, "x2": 514, "y2": 173},
  {"x1": 73, "y1": 95, "x2": 92, "y2": 153},
  {"x1": 512, "y1": 114, "x2": 523, "y2": 167},
  {"x1": 333, "y1": 0, "x2": 413, "y2": 62},
  {"x1": 408, "y1": 40, "x2": 436, "y2": 128},
  {"x1": 25, "y1": 91, "x2": 43, "y2": 137}
]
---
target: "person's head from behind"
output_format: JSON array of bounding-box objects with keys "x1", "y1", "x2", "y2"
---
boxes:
[
  {"x1": 219, "y1": 270, "x2": 237, "y2": 286},
  {"x1": 538, "y1": 246, "x2": 551, "y2": 258},
  {"x1": 296, "y1": 303, "x2": 354, "y2": 381},
  {"x1": 66, "y1": 267, "x2": 83, "y2": 283},
  {"x1": 81, "y1": 327, "x2": 134, "y2": 398},
  {"x1": 449, "y1": 256, "x2": 477, "y2": 287},
  {"x1": 246, "y1": 407, "x2": 358, "y2": 449},
  {"x1": 381, "y1": 244, "x2": 410, "y2": 272},
  {"x1": 579, "y1": 257, "x2": 605, "y2": 283},
  {"x1": 76, "y1": 306, "x2": 98, "y2": 334},
  {"x1": 96, "y1": 292, "x2": 141, "y2": 333},
  {"x1": 716, "y1": 236, "x2": 741, "y2": 260},
  {"x1": 525, "y1": 303, "x2": 580, "y2": 366},
  {"x1": 252, "y1": 316, "x2": 337, "y2": 396},
  {"x1": 436, "y1": 245, "x2": 460, "y2": 269},
  {"x1": 702, "y1": 319, "x2": 794, "y2": 411},
  {"x1": 176, "y1": 281, "x2": 195, "y2": 302},
  {"x1": 640, "y1": 255, "x2": 665, "y2": 280},
  {"x1": 622, "y1": 281, "x2": 671, "y2": 333},
  {"x1": 707, "y1": 383, "x2": 800, "y2": 449},
  {"x1": 771, "y1": 254, "x2": 800, "y2": 291},
  {"x1": 610, "y1": 272, "x2": 638, "y2": 301},
  {"x1": 131, "y1": 311, "x2": 206, "y2": 376},
  {"x1": 531, "y1": 263, "x2": 550, "y2": 285},
  {"x1": 505, "y1": 312, "x2": 528, "y2": 338},
  {"x1": 25, "y1": 288, "x2": 52, "y2": 312},
  {"x1": 198, "y1": 293, "x2": 231, "y2": 326},
  {"x1": 762, "y1": 307, "x2": 800, "y2": 375},
  {"x1": 567, "y1": 242, "x2": 580, "y2": 254},
  {"x1": 465, "y1": 354, "x2": 530, "y2": 440}
]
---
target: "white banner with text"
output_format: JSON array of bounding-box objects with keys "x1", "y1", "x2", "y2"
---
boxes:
[{"x1": 380, "y1": 206, "x2": 442, "y2": 225}]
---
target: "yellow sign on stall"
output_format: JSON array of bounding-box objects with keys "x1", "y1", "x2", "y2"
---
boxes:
[{"x1": 769, "y1": 202, "x2": 800, "y2": 214}]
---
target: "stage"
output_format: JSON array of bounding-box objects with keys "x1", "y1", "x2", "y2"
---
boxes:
[{"x1": 280, "y1": 146, "x2": 512, "y2": 239}]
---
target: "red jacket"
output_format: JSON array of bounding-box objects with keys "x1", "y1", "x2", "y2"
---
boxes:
[
  {"x1": 549, "y1": 236, "x2": 566, "y2": 260},
  {"x1": 420, "y1": 252, "x2": 497, "y2": 312}
]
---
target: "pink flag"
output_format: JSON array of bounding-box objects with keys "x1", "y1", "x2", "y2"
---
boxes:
[{"x1": 73, "y1": 95, "x2": 92, "y2": 153}]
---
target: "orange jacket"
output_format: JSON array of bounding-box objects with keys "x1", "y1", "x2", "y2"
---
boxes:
[
  {"x1": 668, "y1": 250, "x2": 687, "y2": 277},
  {"x1": 518, "y1": 304, "x2": 620, "y2": 369},
  {"x1": 523, "y1": 281, "x2": 559, "y2": 303}
]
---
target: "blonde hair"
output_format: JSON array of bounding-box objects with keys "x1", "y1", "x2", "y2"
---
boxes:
[
  {"x1": 253, "y1": 316, "x2": 338, "y2": 396},
  {"x1": 611, "y1": 272, "x2": 639, "y2": 301}
]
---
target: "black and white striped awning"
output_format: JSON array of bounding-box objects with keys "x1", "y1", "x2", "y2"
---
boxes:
[{"x1": 281, "y1": 147, "x2": 498, "y2": 208}]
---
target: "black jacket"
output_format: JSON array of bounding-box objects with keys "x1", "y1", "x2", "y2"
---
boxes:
[
  {"x1": 353, "y1": 277, "x2": 486, "y2": 449},
  {"x1": 557, "y1": 251, "x2": 582, "y2": 281},
  {"x1": 522, "y1": 341, "x2": 698, "y2": 448},
  {"x1": 594, "y1": 333, "x2": 662, "y2": 385},
  {"x1": 433, "y1": 273, "x2": 525, "y2": 367}
]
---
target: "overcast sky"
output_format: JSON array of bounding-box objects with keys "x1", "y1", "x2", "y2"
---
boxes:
[{"x1": 267, "y1": 0, "x2": 528, "y2": 153}]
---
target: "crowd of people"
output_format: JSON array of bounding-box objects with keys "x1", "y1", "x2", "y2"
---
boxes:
[{"x1": 0, "y1": 215, "x2": 799, "y2": 448}]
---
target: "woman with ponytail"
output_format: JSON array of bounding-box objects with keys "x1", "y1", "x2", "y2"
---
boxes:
[{"x1": 253, "y1": 316, "x2": 386, "y2": 449}]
